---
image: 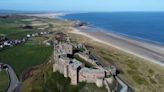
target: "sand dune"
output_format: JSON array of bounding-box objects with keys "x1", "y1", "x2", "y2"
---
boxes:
[{"x1": 70, "y1": 27, "x2": 164, "y2": 66}]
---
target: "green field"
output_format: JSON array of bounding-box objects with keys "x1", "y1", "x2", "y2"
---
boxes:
[
  {"x1": 0, "y1": 44, "x2": 53, "y2": 77},
  {"x1": 0, "y1": 71, "x2": 9, "y2": 92},
  {"x1": 0, "y1": 17, "x2": 27, "y2": 34},
  {"x1": 0, "y1": 16, "x2": 44, "y2": 39}
]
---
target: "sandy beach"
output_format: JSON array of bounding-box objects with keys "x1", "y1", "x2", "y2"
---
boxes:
[
  {"x1": 22, "y1": 13, "x2": 66, "y2": 18},
  {"x1": 70, "y1": 27, "x2": 164, "y2": 66}
]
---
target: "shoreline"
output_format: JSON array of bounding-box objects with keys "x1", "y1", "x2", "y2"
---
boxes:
[
  {"x1": 21, "y1": 13, "x2": 66, "y2": 18},
  {"x1": 70, "y1": 27, "x2": 164, "y2": 66}
]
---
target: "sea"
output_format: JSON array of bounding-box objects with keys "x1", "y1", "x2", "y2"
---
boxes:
[{"x1": 62, "y1": 12, "x2": 164, "y2": 46}]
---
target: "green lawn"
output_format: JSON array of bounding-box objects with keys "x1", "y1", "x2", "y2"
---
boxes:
[
  {"x1": 0, "y1": 71, "x2": 9, "y2": 92},
  {"x1": 0, "y1": 44, "x2": 53, "y2": 77}
]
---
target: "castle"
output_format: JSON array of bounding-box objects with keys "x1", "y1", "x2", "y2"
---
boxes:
[{"x1": 53, "y1": 37, "x2": 116, "y2": 88}]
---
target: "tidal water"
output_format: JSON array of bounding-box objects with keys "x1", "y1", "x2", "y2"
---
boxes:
[{"x1": 63, "y1": 12, "x2": 164, "y2": 45}]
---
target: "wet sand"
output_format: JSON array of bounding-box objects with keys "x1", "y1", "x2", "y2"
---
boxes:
[{"x1": 70, "y1": 27, "x2": 164, "y2": 66}]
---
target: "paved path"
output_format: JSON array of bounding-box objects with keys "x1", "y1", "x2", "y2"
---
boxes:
[
  {"x1": 6, "y1": 64, "x2": 19, "y2": 92},
  {"x1": 1, "y1": 64, "x2": 20, "y2": 92}
]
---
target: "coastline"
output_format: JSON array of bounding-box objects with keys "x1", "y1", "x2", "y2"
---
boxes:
[
  {"x1": 70, "y1": 27, "x2": 164, "y2": 66},
  {"x1": 22, "y1": 13, "x2": 66, "y2": 18},
  {"x1": 63, "y1": 12, "x2": 164, "y2": 46}
]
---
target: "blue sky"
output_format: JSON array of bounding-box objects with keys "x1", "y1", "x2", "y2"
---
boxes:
[{"x1": 0, "y1": 0, "x2": 164, "y2": 12}]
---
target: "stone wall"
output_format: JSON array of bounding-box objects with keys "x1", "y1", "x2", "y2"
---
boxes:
[{"x1": 79, "y1": 68, "x2": 105, "y2": 83}]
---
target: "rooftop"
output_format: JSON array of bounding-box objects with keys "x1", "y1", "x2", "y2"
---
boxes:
[
  {"x1": 80, "y1": 67, "x2": 104, "y2": 74},
  {"x1": 70, "y1": 59, "x2": 83, "y2": 69}
]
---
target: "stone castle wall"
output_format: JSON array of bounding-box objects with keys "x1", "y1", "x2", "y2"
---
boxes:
[
  {"x1": 53, "y1": 41, "x2": 114, "y2": 88},
  {"x1": 79, "y1": 68, "x2": 105, "y2": 83}
]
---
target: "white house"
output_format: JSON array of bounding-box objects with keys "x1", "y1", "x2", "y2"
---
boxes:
[
  {"x1": 27, "y1": 34, "x2": 31, "y2": 38},
  {"x1": 0, "y1": 45, "x2": 3, "y2": 48},
  {"x1": 4, "y1": 41, "x2": 9, "y2": 46}
]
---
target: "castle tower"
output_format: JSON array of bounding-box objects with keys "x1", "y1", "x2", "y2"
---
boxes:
[
  {"x1": 64, "y1": 65, "x2": 69, "y2": 77},
  {"x1": 70, "y1": 68, "x2": 78, "y2": 85}
]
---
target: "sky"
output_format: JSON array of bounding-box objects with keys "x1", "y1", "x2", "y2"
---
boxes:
[{"x1": 0, "y1": 0, "x2": 164, "y2": 12}]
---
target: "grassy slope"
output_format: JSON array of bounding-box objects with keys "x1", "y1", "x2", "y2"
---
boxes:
[
  {"x1": 68, "y1": 33, "x2": 164, "y2": 92},
  {"x1": 0, "y1": 71, "x2": 9, "y2": 92}
]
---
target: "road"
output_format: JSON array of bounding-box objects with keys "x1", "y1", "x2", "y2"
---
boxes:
[
  {"x1": 6, "y1": 64, "x2": 20, "y2": 92},
  {"x1": 0, "y1": 63, "x2": 20, "y2": 92}
]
